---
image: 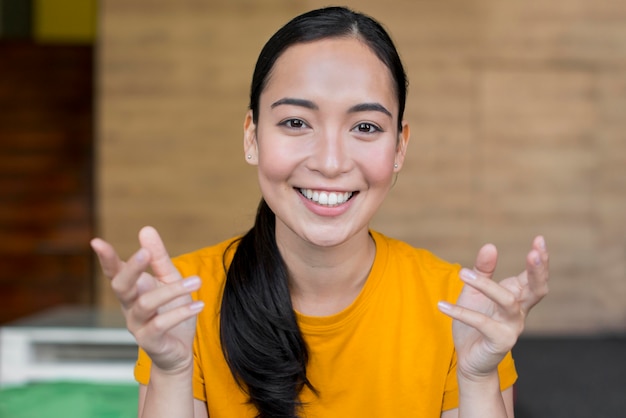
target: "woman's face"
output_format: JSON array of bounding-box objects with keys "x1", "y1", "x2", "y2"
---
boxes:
[{"x1": 244, "y1": 37, "x2": 409, "y2": 249}]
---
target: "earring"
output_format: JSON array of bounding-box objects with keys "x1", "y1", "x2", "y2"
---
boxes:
[
  {"x1": 247, "y1": 155, "x2": 252, "y2": 160},
  {"x1": 394, "y1": 163, "x2": 398, "y2": 169}
]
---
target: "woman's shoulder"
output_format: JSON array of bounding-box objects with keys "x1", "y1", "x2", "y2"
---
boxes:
[{"x1": 372, "y1": 230, "x2": 458, "y2": 267}]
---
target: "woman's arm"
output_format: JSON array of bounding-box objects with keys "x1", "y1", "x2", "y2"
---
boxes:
[
  {"x1": 138, "y1": 383, "x2": 208, "y2": 418},
  {"x1": 91, "y1": 226, "x2": 205, "y2": 418},
  {"x1": 441, "y1": 387, "x2": 514, "y2": 418},
  {"x1": 438, "y1": 236, "x2": 549, "y2": 418}
]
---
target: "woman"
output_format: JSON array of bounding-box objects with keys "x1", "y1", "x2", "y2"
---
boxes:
[{"x1": 91, "y1": 7, "x2": 549, "y2": 418}]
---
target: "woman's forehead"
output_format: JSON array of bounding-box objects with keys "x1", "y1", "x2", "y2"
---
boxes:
[{"x1": 260, "y1": 38, "x2": 397, "y2": 111}]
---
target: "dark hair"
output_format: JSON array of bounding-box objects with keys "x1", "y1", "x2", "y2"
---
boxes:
[
  {"x1": 249, "y1": 6, "x2": 408, "y2": 131},
  {"x1": 220, "y1": 7, "x2": 408, "y2": 418}
]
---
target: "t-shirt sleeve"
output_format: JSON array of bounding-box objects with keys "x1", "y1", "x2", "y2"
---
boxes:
[
  {"x1": 133, "y1": 346, "x2": 151, "y2": 386},
  {"x1": 192, "y1": 333, "x2": 207, "y2": 401},
  {"x1": 441, "y1": 350, "x2": 518, "y2": 411}
]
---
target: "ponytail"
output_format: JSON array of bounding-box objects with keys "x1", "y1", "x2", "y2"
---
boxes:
[{"x1": 220, "y1": 199, "x2": 315, "y2": 418}]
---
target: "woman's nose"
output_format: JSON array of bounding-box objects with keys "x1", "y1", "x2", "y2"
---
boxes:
[{"x1": 307, "y1": 129, "x2": 352, "y2": 177}]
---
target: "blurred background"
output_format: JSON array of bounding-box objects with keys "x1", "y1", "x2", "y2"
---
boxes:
[{"x1": 0, "y1": 0, "x2": 624, "y2": 416}]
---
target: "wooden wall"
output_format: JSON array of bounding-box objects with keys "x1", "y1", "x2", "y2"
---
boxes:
[{"x1": 97, "y1": 0, "x2": 626, "y2": 334}]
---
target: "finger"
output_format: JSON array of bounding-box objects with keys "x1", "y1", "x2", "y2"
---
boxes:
[
  {"x1": 474, "y1": 243, "x2": 498, "y2": 280},
  {"x1": 533, "y1": 235, "x2": 548, "y2": 255},
  {"x1": 459, "y1": 268, "x2": 521, "y2": 316},
  {"x1": 133, "y1": 301, "x2": 204, "y2": 344},
  {"x1": 131, "y1": 276, "x2": 201, "y2": 326},
  {"x1": 136, "y1": 271, "x2": 158, "y2": 295},
  {"x1": 90, "y1": 238, "x2": 125, "y2": 279},
  {"x1": 438, "y1": 301, "x2": 519, "y2": 351},
  {"x1": 138, "y1": 226, "x2": 181, "y2": 284},
  {"x1": 522, "y1": 236, "x2": 550, "y2": 311},
  {"x1": 110, "y1": 248, "x2": 152, "y2": 307}
]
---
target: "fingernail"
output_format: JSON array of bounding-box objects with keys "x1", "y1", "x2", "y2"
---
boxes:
[
  {"x1": 183, "y1": 276, "x2": 201, "y2": 289},
  {"x1": 189, "y1": 301, "x2": 205, "y2": 312},
  {"x1": 460, "y1": 268, "x2": 477, "y2": 281},
  {"x1": 538, "y1": 236, "x2": 546, "y2": 250},
  {"x1": 135, "y1": 248, "x2": 148, "y2": 262},
  {"x1": 438, "y1": 301, "x2": 453, "y2": 312},
  {"x1": 534, "y1": 253, "x2": 542, "y2": 266}
]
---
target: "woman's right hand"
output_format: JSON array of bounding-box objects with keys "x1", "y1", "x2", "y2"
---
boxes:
[{"x1": 90, "y1": 226, "x2": 204, "y2": 374}]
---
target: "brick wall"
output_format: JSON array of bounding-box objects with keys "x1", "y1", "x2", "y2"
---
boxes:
[
  {"x1": 97, "y1": 0, "x2": 626, "y2": 334},
  {"x1": 0, "y1": 42, "x2": 94, "y2": 323}
]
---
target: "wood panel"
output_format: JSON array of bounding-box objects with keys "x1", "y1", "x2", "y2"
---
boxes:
[{"x1": 98, "y1": 0, "x2": 626, "y2": 334}]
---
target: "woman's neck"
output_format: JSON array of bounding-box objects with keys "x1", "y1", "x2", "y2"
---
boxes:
[{"x1": 276, "y1": 226, "x2": 376, "y2": 317}]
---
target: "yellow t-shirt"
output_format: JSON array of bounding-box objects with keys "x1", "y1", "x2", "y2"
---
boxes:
[{"x1": 135, "y1": 230, "x2": 517, "y2": 417}]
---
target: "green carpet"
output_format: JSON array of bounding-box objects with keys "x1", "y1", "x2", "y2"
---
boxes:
[{"x1": 0, "y1": 382, "x2": 138, "y2": 418}]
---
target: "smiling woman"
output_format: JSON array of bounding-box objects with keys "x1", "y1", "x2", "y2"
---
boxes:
[
  {"x1": 91, "y1": 6, "x2": 549, "y2": 418},
  {"x1": 246, "y1": 37, "x2": 407, "y2": 251}
]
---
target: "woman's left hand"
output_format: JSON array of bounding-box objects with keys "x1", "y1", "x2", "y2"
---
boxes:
[{"x1": 439, "y1": 236, "x2": 549, "y2": 380}]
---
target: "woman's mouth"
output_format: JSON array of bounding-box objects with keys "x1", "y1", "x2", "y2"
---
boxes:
[{"x1": 298, "y1": 188, "x2": 354, "y2": 207}]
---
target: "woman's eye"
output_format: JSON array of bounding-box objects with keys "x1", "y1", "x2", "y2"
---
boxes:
[
  {"x1": 353, "y1": 122, "x2": 380, "y2": 133},
  {"x1": 281, "y1": 119, "x2": 307, "y2": 129}
]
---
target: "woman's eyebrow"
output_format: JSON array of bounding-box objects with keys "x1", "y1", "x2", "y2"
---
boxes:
[
  {"x1": 348, "y1": 103, "x2": 392, "y2": 118},
  {"x1": 270, "y1": 98, "x2": 392, "y2": 118},
  {"x1": 271, "y1": 97, "x2": 318, "y2": 110}
]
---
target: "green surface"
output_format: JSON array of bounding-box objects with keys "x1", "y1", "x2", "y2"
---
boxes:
[{"x1": 0, "y1": 382, "x2": 137, "y2": 418}]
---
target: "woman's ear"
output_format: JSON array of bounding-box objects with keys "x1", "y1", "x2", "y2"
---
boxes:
[
  {"x1": 243, "y1": 110, "x2": 258, "y2": 165},
  {"x1": 394, "y1": 121, "x2": 410, "y2": 172}
]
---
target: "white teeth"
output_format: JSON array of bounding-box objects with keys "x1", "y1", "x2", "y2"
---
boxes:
[{"x1": 299, "y1": 189, "x2": 353, "y2": 206}]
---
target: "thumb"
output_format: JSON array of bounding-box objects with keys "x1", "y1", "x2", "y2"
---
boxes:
[
  {"x1": 138, "y1": 226, "x2": 181, "y2": 284},
  {"x1": 474, "y1": 243, "x2": 498, "y2": 279}
]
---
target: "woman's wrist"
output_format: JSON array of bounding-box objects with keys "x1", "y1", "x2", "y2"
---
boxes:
[
  {"x1": 142, "y1": 363, "x2": 196, "y2": 418},
  {"x1": 456, "y1": 371, "x2": 508, "y2": 418},
  {"x1": 457, "y1": 368, "x2": 500, "y2": 387},
  {"x1": 150, "y1": 360, "x2": 194, "y2": 379}
]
